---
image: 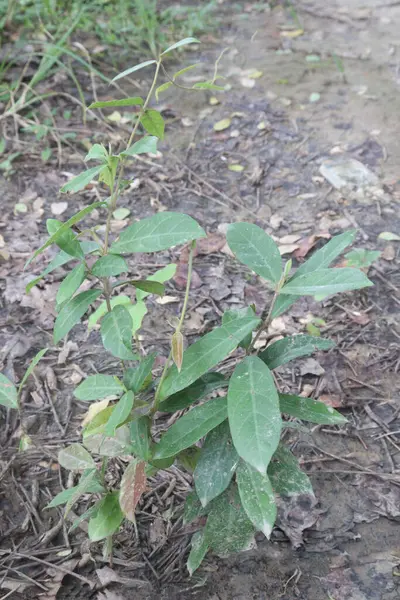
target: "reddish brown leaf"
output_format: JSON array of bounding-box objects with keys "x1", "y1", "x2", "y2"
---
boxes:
[
  {"x1": 119, "y1": 459, "x2": 147, "y2": 522},
  {"x1": 293, "y1": 232, "x2": 331, "y2": 260},
  {"x1": 319, "y1": 393, "x2": 342, "y2": 408},
  {"x1": 173, "y1": 263, "x2": 202, "y2": 290},
  {"x1": 196, "y1": 233, "x2": 226, "y2": 255}
]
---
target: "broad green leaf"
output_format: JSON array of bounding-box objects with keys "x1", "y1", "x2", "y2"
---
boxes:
[
  {"x1": 119, "y1": 458, "x2": 147, "y2": 521},
  {"x1": 236, "y1": 462, "x2": 276, "y2": 538},
  {"x1": 268, "y1": 444, "x2": 313, "y2": 496},
  {"x1": 74, "y1": 374, "x2": 124, "y2": 401},
  {"x1": 60, "y1": 165, "x2": 105, "y2": 193},
  {"x1": 183, "y1": 490, "x2": 207, "y2": 524},
  {"x1": 112, "y1": 60, "x2": 157, "y2": 82},
  {"x1": 121, "y1": 136, "x2": 158, "y2": 157},
  {"x1": 153, "y1": 396, "x2": 228, "y2": 460},
  {"x1": 101, "y1": 305, "x2": 136, "y2": 360},
  {"x1": 279, "y1": 394, "x2": 347, "y2": 425},
  {"x1": 178, "y1": 447, "x2": 201, "y2": 473},
  {"x1": 48, "y1": 470, "x2": 104, "y2": 513},
  {"x1": 83, "y1": 424, "x2": 131, "y2": 457},
  {"x1": 56, "y1": 263, "x2": 86, "y2": 308},
  {"x1": 129, "y1": 416, "x2": 151, "y2": 460},
  {"x1": 280, "y1": 268, "x2": 373, "y2": 296},
  {"x1": 228, "y1": 356, "x2": 281, "y2": 475},
  {"x1": 187, "y1": 530, "x2": 209, "y2": 576},
  {"x1": 58, "y1": 443, "x2": 95, "y2": 470},
  {"x1": 69, "y1": 504, "x2": 99, "y2": 532},
  {"x1": 204, "y1": 485, "x2": 254, "y2": 556},
  {"x1": 91, "y1": 254, "x2": 128, "y2": 277},
  {"x1": 161, "y1": 373, "x2": 227, "y2": 413},
  {"x1": 124, "y1": 353, "x2": 155, "y2": 394},
  {"x1": 110, "y1": 212, "x2": 205, "y2": 254},
  {"x1": 54, "y1": 289, "x2": 102, "y2": 344},
  {"x1": 136, "y1": 264, "x2": 177, "y2": 301},
  {"x1": 227, "y1": 222, "x2": 282, "y2": 284},
  {"x1": 88, "y1": 493, "x2": 123, "y2": 541},
  {"x1": 83, "y1": 406, "x2": 114, "y2": 436},
  {"x1": 272, "y1": 230, "x2": 356, "y2": 318},
  {"x1": 159, "y1": 313, "x2": 260, "y2": 401},
  {"x1": 127, "y1": 300, "x2": 147, "y2": 335},
  {"x1": 194, "y1": 420, "x2": 239, "y2": 507},
  {"x1": 0, "y1": 373, "x2": 18, "y2": 409},
  {"x1": 105, "y1": 392, "x2": 134, "y2": 437},
  {"x1": 18, "y1": 348, "x2": 48, "y2": 395},
  {"x1": 84, "y1": 144, "x2": 108, "y2": 162},
  {"x1": 25, "y1": 202, "x2": 106, "y2": 268},
  {"x1": 88, "y1": 97, "x2": 144, "y2": 109},
  {"x1": 161, "y1": 37, "x2": 200, "y2": 55},
  {"x1": 259, "y1": 335, "x2": 334, "y2": 370},
  {"x1": 141, "y1": 109, "x2": 165, "y2": 140},
  {"x1": 121, "y1": 280, "x2": 165, "y2": 296},
  {"x1": 47, "y1": 219, "x2": 83, "y2": 259},
  {"x1": 155, "y1": 81, "x2": 172, "y2": 100},
  {"x1": 344, "y1": 248, "x2": 380, "y2": 268},
  {"x1": 222, "y1": 307, "x2": 255, "y2": 349},
  {"x1": 87, "y1": 295, "x2": 131, "y2": 330}
]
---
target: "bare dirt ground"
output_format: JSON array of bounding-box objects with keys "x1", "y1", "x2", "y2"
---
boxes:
[{"x1": 0, "y1": 1, "x2": 399, "y2": 599}]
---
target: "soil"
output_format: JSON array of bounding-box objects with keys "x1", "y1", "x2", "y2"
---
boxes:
[{"x1": 1, "y1": 1, "x2": 400, "y2": 599}]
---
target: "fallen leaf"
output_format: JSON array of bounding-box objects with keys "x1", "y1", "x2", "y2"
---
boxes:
[
  {"x1": 156, "y1": 295, "x2": 179, "y2": 305},
  {"x1": 293, "y1": 232, "x2": 331, "y2": 260},
  {"x1": 113, "y1": 207, "x2": 130, "y2": 220},
  {"x1": 280, "y1": 28, "x2": 304, "y2": 38},
  {"x1": 209, "y1": 96, "x2": 219, "y2": 105},
  {"x1": 173, "y1": 263, "x2": 202, "y2": 290},
  {"x1": 248, "y1": 70, "x2": 263, "y2": 79},
  {"x1": 300, "y1": 358, "x2": 325, "y2": 376},
  {"x1": 378, "y1": 231, "x2": 400, "y2": 241},
  {"x1": 51, "y1": 201, "x2": 68, "y2": 216},
  {"x1": 228, "y1": 164, "x2": 245, "y2": 172},
  {"x1": 319, "y1": 393, "x2": 343, "y2": 408},
  {"x1": 279, "y1": 243, "x2": 300, "y2": 256},
  {"x1": 381, "y1": 245, "x2": 395, "y2": 261},
  {"x1": 300, "y1": 384, "x2": 315, "y2": 397},
  {"x1": 279, "y1": 234, "x2": 302, "y2": 244},
  {"x1": 309, "y1": 92, "x2": 321, "y2": 103},
  {"x1": 196, "y1": 232, "x2": 226, "y2": 255},
  {"x1": 349, "y1": 311, "x2": 370, "y2": 326},
  {"x1": 0, "y1": 235, "x2": 4, "y2": 248},
  {"x1": 240, "y1": 77, "x2": 256, "y2": 88},
  {"x1": 213, "y1": 118, "x2": 231, "y2": 131}
]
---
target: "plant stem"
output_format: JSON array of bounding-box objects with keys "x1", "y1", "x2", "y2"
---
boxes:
[
  {"x1": 151, "y1": 242, "x2": 195, "y2": 415},
  {"x1": 248, "y1": 290, "x2": 279, "y2": 354}
]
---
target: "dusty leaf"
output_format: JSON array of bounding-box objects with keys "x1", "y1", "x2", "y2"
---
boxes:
[{"x1": 119, "y1": 459, "x2": 147, "y2": 521}]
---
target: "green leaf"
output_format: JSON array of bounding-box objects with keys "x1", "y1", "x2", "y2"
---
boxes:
[
  {"x1": 91, "y1": 254, "x2": 128, "y2": 277},
  {"x1": 183, "y1": 490, "x2": 207, "y2": 524},
  {"x1": 173, "y1": 64, "x2": 200, "y2": 79},
  {"x1": 153, "y1": 396, "x2": 228, "y2": 460},
  {"x1": 88, "y1": 97, "x2": 144, "y2": 109},
  {"x1": 60, "y1": 165, "x2": 105, "y2": 193},
  {"x1": 194, "y1": 420, "x2": 239, "y2": 507},
  {"x1": 141, "y1": 109, "x2": 165, "y2": 140},
  {"x1": 204, "y1": 485, "x2": 254, "y2": 556},
  {"x1": 259, "y1": 335, "x2": 334, "y2": 370},
  {"x1": 105, "y1": 392, "x2": 134, "y2": 437},
  {"x1": 193, "y1": 82, "x2": 225, "y2": 90},
  {"x1": 136, "y1": 264, "x2": 176, "y2": 301},
  {"x1": 0, "y1": 373, "x2": 18, "y2": 409},
  {"x1": 227, "y1": 222, "x2": 282, "y2": 284},
  {"x1": 228, "y1": 356, "x2": 281, "y2": 475},
  {"x1": 88, "y1": 492, "x2": 123, "y2": 541},
  {"x1": 344, "y1": 248, "x2": 381, "y2": 268},
  {"x1": 112, "y1": 60, "x2": 157, "y2": 82},
  {"x1": 84, "y1": 144, "x2": 108, "y2": 163},
  {"x1": 123, "y1": 353, "x2": 155, "y2": 394},
  {"x1": 129, "y1": 416, "x2": 151, "y2": 460},
  {"x1": 280, "y1": 268, "x2": 373, "y2": 296},
  {"x1": 54, "y1": 289, "x2": 102, "y2": 344},
  {"x1": 272, "y1": 230, "x2": 356, "y2": 318},
  {"x1": 119, "y1": 280, "x2": 165, "y2": 296},
  {"x1": 161, "y1": 372, "x2": 227, "y2": 413},
  {"x1": 159, "y1": 313, "x2": 260, "y2": 401},
  {"x1": 110, "y1": 212, "x2": 205, "y2": 254},
  {"x1": 47, "y1": 219, "x2": 83, "y2": 260},
  {"x1": 127, "y1": 300, "x2": 147, "y2": 335},
  {"x1": 58, "y1": 443, "x2": 95, "y2": 471},
  {"x1": 69, "y1": 504, "x2": 99, "y2": 532},
  {"x1": 18, "y1": 348, "x2": 48, "y2": 395},
  {"x1": 56, "y1": 263, "x2": 86, "y2": 308},
  {"x1": 88, "y1": 295, "x2": 131, "y2": 330},
  {"x1": 236, "y1": 462, "x2": 276, "y2": 539},
  {"x1": 119, "y1": 459, "x2": 147, "y2": 522},
  {"x1": 46, "y1": 470, "x2": 104, "y2": 509},
  {"x1": 155, "y1": 81, "x2": 172, "y2": 100},
  {"x1": 25, "y1": 202, "x2": 106, "y2": 268},
  {"x1": 187, "y1": 530, "x2": 209, "y2": 576},
  {"x1": 121, "y1": 136, "x2": 158, "y2": 157},
  {"x1": 268, "y1": 444, "x2": 313, "y2": 496},
  {"x1": 26, "y1": 250, "x2": 73, "y2": 293},
  {"x1": 101, "y1": 305, "x2": 136, "y2": 360},
  {"x1": 74, "y1": 374, "x2": 124, "y2": 401},
  {"x1": 161, "y1": 37, "x2": 200, "y2": 55},
  {"x1": 178, "y1": 447, "x2": 201, "y2": 472},
  {"x1": 279, "y1": 394, "x2": 347, "y2": 425},
  {"x1": 222, "y1": 307, "x2": 255, "y2": 349}
]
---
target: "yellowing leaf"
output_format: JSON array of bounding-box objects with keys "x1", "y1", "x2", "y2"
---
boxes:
[
  {"x1": 209, "y1": 96, "x2": 220, "y2": 105},
  {"x1": 172, "y1": 331, "x2": 184, "y2": 372},
  {"x1": 378, "y1": 231, "x2": 400, "y2": 242},
  {"x1": 280, "y1": 28, "x2": 304, "y2": 38},
  {"x1": 82, "y1": 399, "x2": 110, "y2": 427},
  {"x1": 228, "y1": 164, "x2": 245, "y2": 172},
  {"x1": 248, "y1": 70, "x2": 263, "y2": 79},
  {"x1": 213, "y1": 118, "x2": 231, "y2": 132}
]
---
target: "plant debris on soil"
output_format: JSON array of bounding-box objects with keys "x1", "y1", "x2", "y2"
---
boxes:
[{"x1": 1, "y1": 1, "x2": 400, "y2": 599}]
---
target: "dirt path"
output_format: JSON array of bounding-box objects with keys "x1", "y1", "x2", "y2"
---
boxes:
[{"x1": 1, "y1": 1, "x2": 399, "y2": 599}]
